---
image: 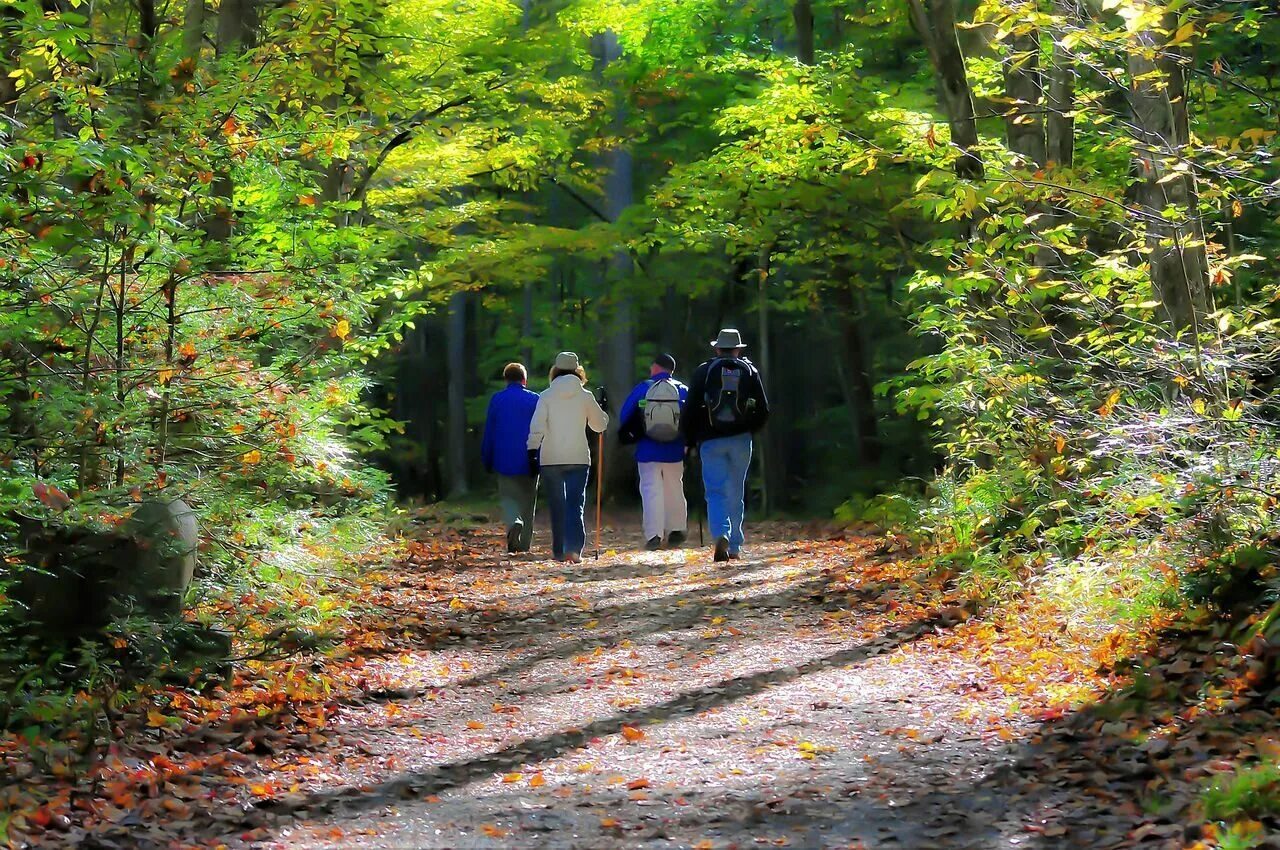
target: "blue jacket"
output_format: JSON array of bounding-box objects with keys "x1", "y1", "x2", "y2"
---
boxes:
[
  {"x1": 619, "y1": 372, "x2": 688, "y2": 464},
  {"x1": 481, "y1": 383, "x2": 540, "y2": 476}
]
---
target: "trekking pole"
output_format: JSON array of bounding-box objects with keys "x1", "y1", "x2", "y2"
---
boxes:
[{"x1": 594, "y1": 430, "x2": 604, "y2": 559}]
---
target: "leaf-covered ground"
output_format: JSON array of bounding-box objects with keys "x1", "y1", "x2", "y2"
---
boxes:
[{"x1": 6, "y1": 522, "x2": 1280, "y2": 848}]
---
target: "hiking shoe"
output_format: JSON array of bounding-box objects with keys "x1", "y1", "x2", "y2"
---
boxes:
[
  {"x1": 713, "y1": 536, "x2": 730, "y2": 562},
  {"x1": 667, "y1": 531, "x2": 687, "y2": 548},
  {"x1": 506, "y1": 523, "x2": 523, "y2": 554},
  {"x1": 645, "y1": 536, "x2": 663, "y2": 551},
  {"x1": 728, "y1": 551, "x2": 741, "y2": 560}
]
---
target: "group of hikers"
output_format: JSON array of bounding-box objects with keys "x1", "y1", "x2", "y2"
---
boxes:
[{"x1": 480, "y1": 328, "x2": 770, "y2": 563}]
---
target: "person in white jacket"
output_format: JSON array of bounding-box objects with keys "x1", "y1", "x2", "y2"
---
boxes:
[{"x1": 527, "y1": 351, "x2": 609, "y2": 562}]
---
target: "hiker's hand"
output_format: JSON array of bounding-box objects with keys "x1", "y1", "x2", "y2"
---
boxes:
[
  {"x1": 527, "y1": 450, "x2": 540, "y2": 475},
  {"x1": 595, "y1": 386, "x2": 609, "y2": 413},
  {"x1": 685, "y1": 445, "x2": 698, "y2": 461}
]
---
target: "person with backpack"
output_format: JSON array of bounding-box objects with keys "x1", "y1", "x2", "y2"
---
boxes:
[
  {"x1": 682, "y1": 329, "x2": 770, "y2": 562},
  {"x1": 481, "y1": 362, "x2": 541, "y2": 553},
  {"x1": 527, "y1": 352, "x2": 609, "y2": 563},
  {"x1": 619, "y1": 354, "x2": 689, "y2": 551}
]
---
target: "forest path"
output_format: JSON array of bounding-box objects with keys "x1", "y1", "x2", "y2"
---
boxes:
[{"x1": 237, "y1": 524, "x2": 1148, "y2": 850}]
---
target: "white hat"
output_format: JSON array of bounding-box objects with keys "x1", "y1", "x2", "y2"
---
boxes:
[
  {"x1": 553, "y1": 351, "x2": 581, "y2": 371},
  {"x1": 710, "y1": 328, "x2": 747, "y2": 349}
]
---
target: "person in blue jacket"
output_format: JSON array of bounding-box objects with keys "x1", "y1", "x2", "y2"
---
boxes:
[
  {"x1": 619, "y1": 353, "x2": 689, "y2": 550},
  {"x1": 481, "y1": 362, "x2": 541, "y2": 553}
]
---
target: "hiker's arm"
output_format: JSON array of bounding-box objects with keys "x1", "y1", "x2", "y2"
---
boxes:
[
  {"x1": 618, "y1": 383, "x2": 644, "y2": 445},
  {"x1": 480, "y1": 396, "x2": 497, "y2": 471},
  {"x1": 682, "y1": 367, "x2": 706, "y2": 444},
  {"x1": 752, "y1": 371, "x2": 771, "y2": 429},
  {"x1": 527, "y1": 396, "x2": 548, "y2": 450},
  {"x1": 587, "y1": 392, "x2": 609, "y2": 433}
]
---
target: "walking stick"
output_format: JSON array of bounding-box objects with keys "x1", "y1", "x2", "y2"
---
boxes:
[{"x1": 594, "y1": 430, "x2": 604, "y2": 559}]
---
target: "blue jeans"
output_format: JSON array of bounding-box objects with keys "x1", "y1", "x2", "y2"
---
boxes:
[
  {"x1": 700, "y1": 433, "x2": 753, "y2": 553},
  {"x1": 542, "y1": 465, "x2": 589, "y2": 558}
]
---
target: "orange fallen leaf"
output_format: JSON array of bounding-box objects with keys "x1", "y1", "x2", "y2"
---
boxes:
[
  {"x1": 466, "y1": 721, "x2": 485, "y2": 730},
  {"x1": 626, "y1": 778, "x2": 651, "y2": 790},
  {"x1": 530, "y1": 773, "x2": 546, "y2": 788},
  {"x1": 600, "y1": 817, "x2": 620, "y2": 828},
  {"x1": 621, "y1": 725, "x2": 645, "y2": 742},
  {"x1": 481, "y1": 824, "x2": 507, "y2": 837}
]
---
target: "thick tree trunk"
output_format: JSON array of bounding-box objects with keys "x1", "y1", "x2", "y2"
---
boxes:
[
  {"x1": 905, "y1": 0, "x2": 984, "y2": 180},
  {"x1": 182, "y1": 0, "x2": 204, "y2": 59},
  {"x1": 1003, "y1": 31, "x2": 1045, "y2": 167},
  {"x1": 446, "y1": 291, "x2": 469, "y2": 497},
  {"x1": 1128, "y1": 10, "x2": 1210, "y2": 337},
  {"x1": 598, "y1": 30, "x2": 635, "y2": 500},
  {"x1": 206, "y1": 0, "x2": 255, "y2": 244},
  {"x1": 793, "y1": 0, "x2": 815, "y2": 65},
  {"x1": 1046, "y1": 5, "x2": 1074, "y2": 169}
]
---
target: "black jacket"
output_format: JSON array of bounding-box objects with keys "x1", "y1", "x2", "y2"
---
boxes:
[{"x1": 681, "y1": 356, "x2": 770, "y2": 446}]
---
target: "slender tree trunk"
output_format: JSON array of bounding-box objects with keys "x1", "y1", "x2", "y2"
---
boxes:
[
  {"x1": 904, "y1": 0, "x2": 984, "y2": 180},
  {"x1": 1003, "y1": 31, "x2": 1046, "y2": 167},
  {"x1": 446, "y1": 291, "x2": 469, "y2": 497},
  {"x1": 756, "y1": 245, "x2": 772, "y2": 515},
  {"x1": 1128, "y1": 8, "x2": 1211, "y2": 339},
  {"x1": 598, "y1": 30, "x2": 634, "y2": 499},
  {"x1": 182, "y1": 0, "x2": 204, "y2": 59},
  {"x1": 793, "y1": 0, "x2": 815, "y2": 65},
  {"x1": 206, "y1": 0, "x2": 255, "y2": 244},
  {"x1": 1046, "y1": 2, "x2": 1075, "y2": 168}
]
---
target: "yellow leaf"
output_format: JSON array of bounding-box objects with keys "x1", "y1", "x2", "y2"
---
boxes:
[
  {"x1": 502, "y1": 773, "x2": 522, "y2": 783},
  {"x1": 241, "y1": 450, "x2": 262, "y2": 465},
  {"x1": 449, "y1": 597, "x2": 466, "y2": 610},
  {"x1": 146, "y1": 709, "x2": 170, "y2": 728},
  {"x1": 332, "y1": 319, "x2": 351, "y2": 340},
  {"x1": 1170, "y1": 22, "x2": 1195, "y2": 44},
  {"x1": 1232, "y1": 199, "x2": 1244, "y2": 218}
]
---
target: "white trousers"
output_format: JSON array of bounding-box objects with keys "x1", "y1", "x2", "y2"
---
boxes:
[{"x1": 638, "y1": 462, "x2": 687, "y2": 540}]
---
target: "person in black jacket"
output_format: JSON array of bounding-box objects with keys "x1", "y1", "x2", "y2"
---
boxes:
[{"x1": 682, "y1": 329, "x2": 770, "y2": 562}]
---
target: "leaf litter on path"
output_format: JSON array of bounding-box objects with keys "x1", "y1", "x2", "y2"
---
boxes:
[{"x1": 3, "y1": 521, "x2": 1257, "y2": 849}]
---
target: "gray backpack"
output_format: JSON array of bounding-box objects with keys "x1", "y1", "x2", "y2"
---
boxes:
[{"x1": 642, "y1": 378, "x2": 682, "y2": 442}]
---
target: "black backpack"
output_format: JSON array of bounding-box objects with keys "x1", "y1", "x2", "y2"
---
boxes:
[{"x1": 703, "y1": 357, "x2": 759, "y2": 433}]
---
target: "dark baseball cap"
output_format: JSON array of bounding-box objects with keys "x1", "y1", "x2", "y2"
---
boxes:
[{"x1": 654, "y1": 353, "x2": 676, "y2": 372}]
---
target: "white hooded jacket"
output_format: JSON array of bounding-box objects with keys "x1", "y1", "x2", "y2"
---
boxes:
[{"x1": 527, "y1": 374, "x2": 609, "y2": 466}]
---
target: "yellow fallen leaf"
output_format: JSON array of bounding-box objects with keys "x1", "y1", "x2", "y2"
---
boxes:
[
  {"x1": 449, "y1": 598, "x2": 467, "y2": 610},
  {"x1": 502, "y1": 773, "x2": 522, "y2": 783}
]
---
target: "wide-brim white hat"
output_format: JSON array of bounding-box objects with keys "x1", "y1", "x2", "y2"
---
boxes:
[{"x1": 710, "y1": 328, "x2": 747, "y2": 349}]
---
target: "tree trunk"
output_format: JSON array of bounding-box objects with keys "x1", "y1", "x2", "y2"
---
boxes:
[
  {"x1": 1003, "y1": 30, "x2": 1046, "y2": 167},
  {"x1": 446, "y1": 291, "x2": 470, "y2": 497},
  {"x1": 598, "y1": 30, "x2": 635, "y2": 500},
  {"x1": 904, "y1": 0, "x2": 984, "y2": 180},
  {"x1": 793, "y1": 0, "x2": 815, "y2": 65},
  {"x1": 1045, "y1": 3, "x2": 1074, "y2": 169},
  {"x1": 206, "y1": 0, "x2": 255, "y2": 244},
  {"x1": 1128, "y1": 9, "x2": 1211, "y2": 338},
  {"x1": 182, "y1": 0, "x2": 204, "y2": 59},
  {"x1": 836, "y1": 285, "x2": 880, "y2": 465},
  {"x1": 756, "y1": 246, "x2": 773, "y2": 515}
]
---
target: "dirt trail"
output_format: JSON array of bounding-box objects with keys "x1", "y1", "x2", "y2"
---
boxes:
[{"x1": 243, "y1": 529, "x2": 1065, "y2": 850}]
